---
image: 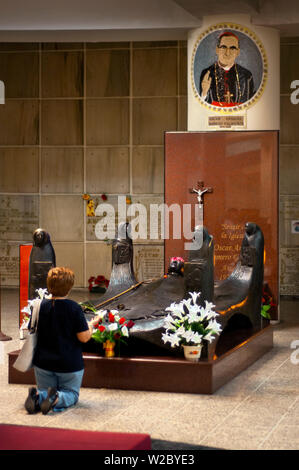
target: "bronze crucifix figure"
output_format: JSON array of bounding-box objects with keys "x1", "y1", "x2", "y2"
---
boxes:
[{"x1": 189, "y1": 181, "x2": 213, "y2": 205}]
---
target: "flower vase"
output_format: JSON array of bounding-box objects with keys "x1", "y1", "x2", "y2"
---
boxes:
[
  {"x1": 103, "y1": 340, "x2": 116, "y2": 358},
  {"x1": 183, "y1": 344, "x2": 202, "y2": 362}
]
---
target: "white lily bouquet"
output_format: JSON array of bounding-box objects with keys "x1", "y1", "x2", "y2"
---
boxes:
[
  {"x1": 20, "y1": 288, "x2": 52, "y2": 339},
  {"x1": 161, "y1": 292, "x2": 222, "y2": 353}
]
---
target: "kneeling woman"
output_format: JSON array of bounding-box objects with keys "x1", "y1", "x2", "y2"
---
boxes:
[{"x1": 25, "y1": 267, "x2": 98, "y2": 415}]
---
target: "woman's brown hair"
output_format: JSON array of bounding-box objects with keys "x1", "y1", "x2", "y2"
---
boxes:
[{"x1": 47, "y1": 267, "x2": 75, "y2": 297}]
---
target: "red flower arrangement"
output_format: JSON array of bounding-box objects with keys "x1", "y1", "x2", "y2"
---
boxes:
[
  {"x1": 91, "y1": 310, "x2": 135, "y2": 344},
  {"x1": 88, "y1": 275, "x2": 109, "y2": 293},
  {"x1": 171, "y1": 256, "x2": 184, "y2": 263},
  {"x1": 261, "y1": 284, "x2": 276, "y2": 319}
]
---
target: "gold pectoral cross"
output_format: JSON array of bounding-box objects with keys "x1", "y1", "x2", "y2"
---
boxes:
[{"x1": 224, "y1": 90, "x2": 233, "y2": 103}]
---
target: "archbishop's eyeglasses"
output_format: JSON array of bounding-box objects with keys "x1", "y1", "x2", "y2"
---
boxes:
[{"x1": 218, "y1": 45, "x2": 239, "y2": 51}]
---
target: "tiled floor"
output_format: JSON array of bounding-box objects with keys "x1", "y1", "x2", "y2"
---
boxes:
[{"x1": 0, "y1": 288, "x2": 298, "y2": 450}]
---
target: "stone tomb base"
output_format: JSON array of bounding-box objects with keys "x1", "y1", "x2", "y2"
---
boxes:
[{"x1": 8, "y1": 325, "x2": 273, "y2": 394}]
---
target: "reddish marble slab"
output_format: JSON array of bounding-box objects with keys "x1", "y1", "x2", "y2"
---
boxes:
[
  {"x1": 8, "y1": 325, "x2": 273, "y2": 394},
  {"x1": 164, "y1": 131, "x2": 278, "y2": 319}
]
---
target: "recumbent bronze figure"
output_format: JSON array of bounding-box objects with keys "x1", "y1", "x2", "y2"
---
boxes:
[{"x1": 82, "y1": 220, "x2": 266, "y2": 360}]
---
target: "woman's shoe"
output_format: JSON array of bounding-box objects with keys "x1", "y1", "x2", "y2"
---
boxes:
[
  {"x1": 24, "y1": 387, "x2": 40, "y2": 414},
  {"x1": 40, "y1": 387, "x2": 59, "y2": 415}
]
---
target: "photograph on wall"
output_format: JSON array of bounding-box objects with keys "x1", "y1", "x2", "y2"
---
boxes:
[{"x1": 191, "y1": 23, "x2": 267, "y2": 112}]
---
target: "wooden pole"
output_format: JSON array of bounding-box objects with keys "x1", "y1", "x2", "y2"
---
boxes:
[
  {"x1": 93, "y1": 281, "x2": 143, "y2": 310},
  {"x1": 0, "y1": 275, "x2": 12, "y2": 341}
]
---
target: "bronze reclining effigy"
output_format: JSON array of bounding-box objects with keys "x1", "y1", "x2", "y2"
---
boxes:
[{"x1": 82, "y1": 221, "x2": 265, "y2": 360}]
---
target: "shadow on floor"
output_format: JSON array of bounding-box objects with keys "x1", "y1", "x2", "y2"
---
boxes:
[{"x1": 151, "y1": 439, "x2": 223, "y2": 450}]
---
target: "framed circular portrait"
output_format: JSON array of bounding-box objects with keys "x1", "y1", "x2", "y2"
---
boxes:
[{"x1": 191, "y1": 23, "x2": 267, "y2": 113}]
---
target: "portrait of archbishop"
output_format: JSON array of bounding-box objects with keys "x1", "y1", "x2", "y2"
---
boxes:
[{"x1": 192, "y1": 27, "x2": 264, "y2": 109}]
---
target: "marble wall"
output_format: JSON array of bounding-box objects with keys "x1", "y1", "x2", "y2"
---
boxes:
[
  {"x1": 280, "y1": 38, "x2": 299, "y2": 295},
  {"x1": 0, "y1": 38, "x2": 298, "y2": 295},
  {"x1": 0, "y1": 41, "x2": 187, "y2": 286}
]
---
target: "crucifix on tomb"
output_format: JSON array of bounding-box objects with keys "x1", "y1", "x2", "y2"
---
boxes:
[{"x1": 189, "y1": 181, "x2": 213, "y2": 229}]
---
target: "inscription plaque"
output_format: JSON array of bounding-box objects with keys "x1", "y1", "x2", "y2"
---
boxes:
[
  {"x1": 215, "y1": 222, "x2": 244, "y2": 280},
  {"x1": 87, "y1": 195, "x2": 164, "y2": 243},
  {"x1": 280, "y1": 196, "x2": 299, "y2": 247},
  {"x1": 87, "y1": 195, "x2": 119, "y2": 242},
  {"x1": 130, "y1": 196, "x2": 164, "y2": 243},
  {"x1": 208, "y1": 115, "x2": 246, "y2": 129},
  {"x1": 280, "y1": 248, "x2": 299, "y2": 296},
  {"x1": 133, "y1": 244, "x2": 164, "y2": 282},
  {"x1": 0, "y1": 196, "x2": 39, "y2": 241},
  {"x1": 0, "y1": 243, "x2": 19, "y2": 286}
]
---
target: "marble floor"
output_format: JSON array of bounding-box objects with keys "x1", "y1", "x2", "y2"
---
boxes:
[{"x1": 0, "y1": 287, "x2": 298, "y2": 450}]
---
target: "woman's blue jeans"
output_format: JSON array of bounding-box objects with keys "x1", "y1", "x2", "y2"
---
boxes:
[{"x1": 34, "y1": 366, "x2": 84, "y2": 412}]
